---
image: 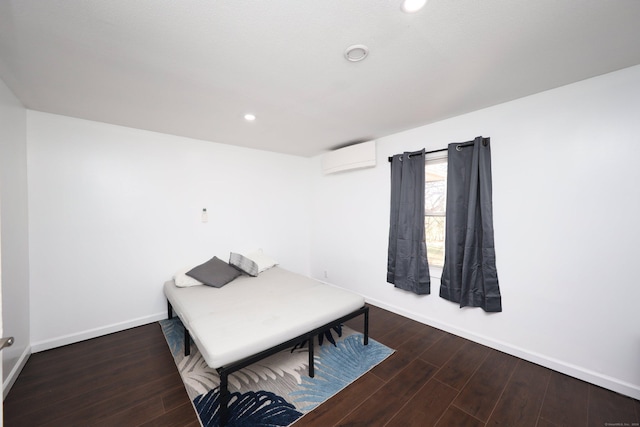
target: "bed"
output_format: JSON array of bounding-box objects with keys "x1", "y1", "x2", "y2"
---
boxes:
[{"x1": 164, "y1": 264, "x2": 369, "y2": 425}]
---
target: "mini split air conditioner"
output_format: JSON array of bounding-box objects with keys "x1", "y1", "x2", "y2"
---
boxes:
[{"x1": 321, "y1": 140, "x2": 376, "y2": 175}]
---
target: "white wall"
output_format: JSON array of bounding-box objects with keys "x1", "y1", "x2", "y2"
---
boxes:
[
  {"x1": 15, "y1": 64, "x2": 640, "y2": 401},
  {"x1": 0, "y1": 77, "x2": 30, "y2": 397},
  {"x1": 310, "y1": 64, "x2": 640, "y2": 399},
  {"x1": 27, "y1": 112, "x2": 312, "y2": 351}
]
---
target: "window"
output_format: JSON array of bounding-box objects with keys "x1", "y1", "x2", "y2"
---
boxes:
[{"x1": 425, "y1": 155, "x2": 447, "y2": 268}]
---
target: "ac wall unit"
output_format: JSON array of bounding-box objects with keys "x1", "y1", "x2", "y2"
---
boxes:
[{"x1": 321, "y1": 140, "x2": 376, "y2": 175}]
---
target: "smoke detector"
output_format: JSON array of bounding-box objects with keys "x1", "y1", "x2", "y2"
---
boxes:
[{"x1": 344, "y1": 45, "x2": 369, "y2": 62}]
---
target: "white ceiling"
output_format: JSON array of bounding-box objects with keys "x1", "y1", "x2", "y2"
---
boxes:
[{"x1": 1, "y1": 1, "x2": 640, "y2": 157}]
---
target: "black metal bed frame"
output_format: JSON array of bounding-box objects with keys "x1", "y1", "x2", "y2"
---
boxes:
[{"x1": 167, "y1": 300, "x2": 369, "y2": 426}]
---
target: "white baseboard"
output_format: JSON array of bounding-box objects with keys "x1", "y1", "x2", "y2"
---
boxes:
[
  {"x1": 363, "y1": 295, "x2": 640, "y2": 401},
  {"x1": 30, "y1": 312, "x2": 167, "y2": 354},
  {"x1": 3, "y1": 345, "x2": 31, "y2": 400}
]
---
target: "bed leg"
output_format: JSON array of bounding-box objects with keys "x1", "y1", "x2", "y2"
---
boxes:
[
  {"x1": 364, "y1": 306, "x2": 369, "y2": 345},
  {"x1": 167, "y1": 300, "x2": 173, "y2": 319},
  {"x1": 184, "y1": 327, "x2": 190, "y2": 356},
  {"x1": 219, "y1": 373, "x2": 230, "y2": 426},
  {"x1": 308, "y1": 335, "x2": 315, "y2": 378}
]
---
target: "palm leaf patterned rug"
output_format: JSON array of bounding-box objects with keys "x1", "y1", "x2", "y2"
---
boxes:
[{"x1": 160, "y1": 317, "x2": 394, "y2": 427}]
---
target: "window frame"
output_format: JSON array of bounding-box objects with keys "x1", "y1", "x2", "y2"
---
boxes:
[{"x1": 424, "y1": 152, "x2": 448, "y2": 279}]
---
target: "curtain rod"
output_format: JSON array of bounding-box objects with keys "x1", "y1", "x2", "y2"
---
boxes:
[{"x1": 387, "y1": 137, "x2": 488, "y2": 162}]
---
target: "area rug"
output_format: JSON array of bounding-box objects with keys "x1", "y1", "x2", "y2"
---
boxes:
[{"x1": 160, "y1": 317, "x2": 393, "y2": 427}]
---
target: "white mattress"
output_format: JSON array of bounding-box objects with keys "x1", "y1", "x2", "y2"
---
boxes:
[{"x1": 164, "y1": 266, "x2": 365, "y2": 369}]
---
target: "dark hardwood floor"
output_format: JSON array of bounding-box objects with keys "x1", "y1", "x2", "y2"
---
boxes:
[{"x1": 4, "y1": 305, "x2": 640, "y2": 426}]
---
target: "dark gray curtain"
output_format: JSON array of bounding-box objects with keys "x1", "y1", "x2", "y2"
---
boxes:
[
  {"x1": 387, "y1": 149, "x2": 430, "y2": 295},
  {"x1": 440, "y1": 137, "x2": 502, "y2": 312}
]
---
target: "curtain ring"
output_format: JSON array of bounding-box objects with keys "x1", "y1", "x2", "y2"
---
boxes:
[{"x1": 456, "y1": 145, "x2": 463, "y2": 151}]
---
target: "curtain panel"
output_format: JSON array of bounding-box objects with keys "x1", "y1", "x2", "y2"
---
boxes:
[
  {"x1": 387, "y1": 149, "x2": 431, "y2": 295},
  {"x1": 440, "y1": 137, "x2": 502, "y2": 312}
]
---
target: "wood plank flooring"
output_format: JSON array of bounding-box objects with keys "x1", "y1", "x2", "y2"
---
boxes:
[{"x1": 5, "y1": 304, "x2": 640, "y2": 426}]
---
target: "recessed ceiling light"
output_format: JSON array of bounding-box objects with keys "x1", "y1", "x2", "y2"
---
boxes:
[
  {"x1": 244, "y1": 113, "x2": 256, "y2": 121},
  {"x1": 401, "y1": 0, "x2": 427, "y2": 13},
  {"x1": 344, "y1": 45, "x2": 369, "y2": 62}
]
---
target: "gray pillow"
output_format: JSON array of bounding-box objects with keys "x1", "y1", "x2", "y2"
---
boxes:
[
  {"x1": 229, "y1": 252, "x2": 259, "y2": 277},
  {"x1": 186, "y1": 256, "x2": 241, "y2": 288}
]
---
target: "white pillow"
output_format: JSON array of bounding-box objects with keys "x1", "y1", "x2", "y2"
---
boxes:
[
  {"x1": 244, "y1": 249, "x2": 278, "y2": 273},
  {"x1": 173, "y1": 266, "x2": 205, "y2": 288}
]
